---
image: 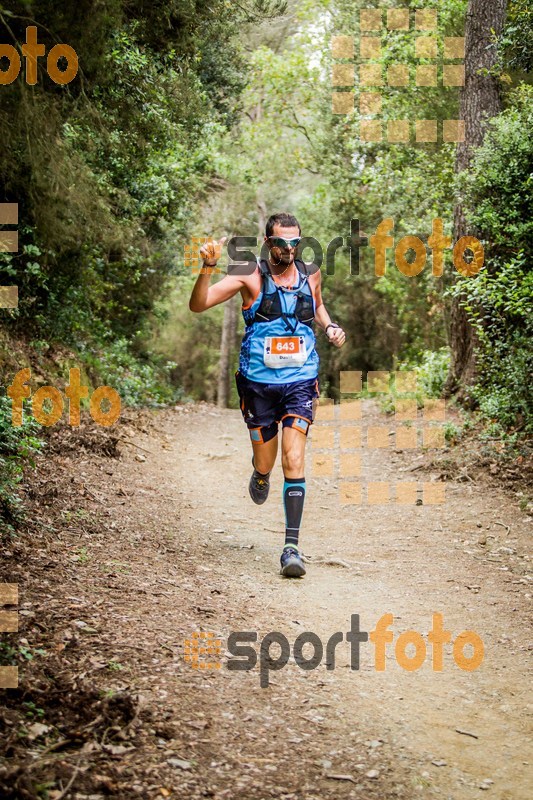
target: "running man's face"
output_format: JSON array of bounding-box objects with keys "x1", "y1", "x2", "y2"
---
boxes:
[{"x1": 265, "y1": 224, "x2": 301, "y2": 268}]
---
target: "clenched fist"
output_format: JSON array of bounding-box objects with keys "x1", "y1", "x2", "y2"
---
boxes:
[{"x1": 327, "y1": 326, "x2": 346, "y2": 348}]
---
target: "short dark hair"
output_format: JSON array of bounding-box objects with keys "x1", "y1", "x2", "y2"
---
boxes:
[{"x1": 266, "y1": 212, "x2": 301, "y2": 237}]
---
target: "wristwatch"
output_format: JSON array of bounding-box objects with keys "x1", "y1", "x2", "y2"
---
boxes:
[{"x1": 325, "y1": 322, "x2": 340, "y2": 335}]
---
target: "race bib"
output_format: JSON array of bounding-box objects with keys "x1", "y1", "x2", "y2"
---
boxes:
[{"x1": 264, "y1": 336, "x2": 307, "y2": 368}]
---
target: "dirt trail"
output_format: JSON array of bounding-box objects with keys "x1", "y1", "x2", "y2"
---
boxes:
[{"x1": 5, "y1": 400, "x2": 532, "y2": 799}]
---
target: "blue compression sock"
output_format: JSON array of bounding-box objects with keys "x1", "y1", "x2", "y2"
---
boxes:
[{"x1": 283, "y1": 477, "x2": 306, "y2": 548}]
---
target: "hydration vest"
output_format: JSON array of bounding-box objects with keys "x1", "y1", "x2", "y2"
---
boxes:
[
  {"x1": 245, "y1": 258, "x2": 316, "y2": 333},
  {"x1": 238, "y1": 257, "x2": 319, "y2": 384}
]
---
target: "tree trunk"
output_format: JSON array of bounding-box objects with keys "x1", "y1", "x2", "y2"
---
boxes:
[
  {"x1": 217, "y1": 294, "x2": 237, "y2": 408},
  {"x1": 444, "y1": 0, "x2": 507, "y2": 404},
  {"x1": 257, "y1": 195, "x2": 267, "y2": 237}
]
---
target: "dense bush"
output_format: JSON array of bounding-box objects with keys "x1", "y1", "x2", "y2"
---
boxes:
[
  {"x1": 408, "y1": 348, "x2": 451, "y2": 400},
  {"x1": 84, "y1": 338, "x2": 184, "y2": 408},
  {"x1": 0, "y1": 396, "x2": 44, "y2": 535},
  {"x1": 448, "y1": 85, "x2": 533, "y2": 433}
]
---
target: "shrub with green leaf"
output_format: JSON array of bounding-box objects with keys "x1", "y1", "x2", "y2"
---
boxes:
[
  {"x1": 0, "y1": 396, "x2": 44, "y2": 535},
  {"x1": 448, "y1": 85, "x2": 533, "y2": 434}
]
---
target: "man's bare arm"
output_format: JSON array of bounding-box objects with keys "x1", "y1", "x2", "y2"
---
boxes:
[
  {"x1": 312, "y1": 271, "x2": 346, "y2": 348},
  {"x1": 312, "y1": 272, "x2": 332, "y2": 330},
  {"x1": 189, "y1": 270, "x2": 247, "y2": 312}
]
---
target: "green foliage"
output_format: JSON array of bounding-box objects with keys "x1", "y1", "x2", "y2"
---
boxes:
[
  {"x1": 379, "y1": 348, "x2": 450, "y2": 415},
  {"x1": 0, "y1": 395, "x2": 44, "y2": 535},
  {"x1": 497, "y1": 0, "x2": 533, "y2": 74},
  {"x1": 443, "y1": 421, "x2": 461, "y2": 443},
  {"x1": 0, "y1": 0, "x2": 529, "y2": 460},
  {"x1": 84, "y1": 338, "x2": 182, "y2": 408},
  {"x1": 163, "y1": 0, "x2": 470, "y2": 404},
  {"x1": 449, "y1": 86, "x2": 533, "y2": 433},
  {"x1": 151, "y1": 281, "x2": 227, "y2": 403},
  {"x1": 404, "y1": 347, "x2": 451, "y2": 399},
  {"x1": 458, "y1": 85, "x2": 533, "y2": 252},
  {"x1": 0, "y1": 2, "x2": 295, "y2": 536},
  {"x1": 295, "y1": 0, "x2": 467, "y2": 388},
  {"x1": 0, "y1": 641, "x2": 47, "y2": 666},
  {"x1": 0, "y1": 0, "x2": 282, "y2": 358},
  {"x1": 451, "y1": 259, "x2": 532, "y2": 432}
]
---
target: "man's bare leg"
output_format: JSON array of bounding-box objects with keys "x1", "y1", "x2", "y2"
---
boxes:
[
  {"x1": 248, "y1": 432, "x2": 278, "y2": 505},
  {"x1": 281, "y1": 425, "x2": 306, "y2": 478},
  {"x1": 251, "y1": 433, "x2": 278, "y2": 475}
]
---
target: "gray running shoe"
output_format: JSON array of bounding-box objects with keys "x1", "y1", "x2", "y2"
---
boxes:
[{"x1": 280, "y1": 545, "x2": 306, "y2": 578}]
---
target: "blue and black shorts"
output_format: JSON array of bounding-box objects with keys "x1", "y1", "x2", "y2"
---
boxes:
[{"x1": 235, "y1": 370, "x2": 320, "y2": 443}]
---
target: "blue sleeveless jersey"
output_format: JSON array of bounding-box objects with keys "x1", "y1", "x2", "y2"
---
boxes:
[{"x1": 239, "y1": 261, "x2": 319, "y2": 384}]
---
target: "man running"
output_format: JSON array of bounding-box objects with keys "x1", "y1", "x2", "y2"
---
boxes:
[{"x1": 189, "y1": 212, "x2": 345, "y2": 578}]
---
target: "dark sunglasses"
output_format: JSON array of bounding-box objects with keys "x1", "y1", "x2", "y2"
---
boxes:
[{"x1": 267, "y1": 236, "x2": 302, "y2": 249}]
